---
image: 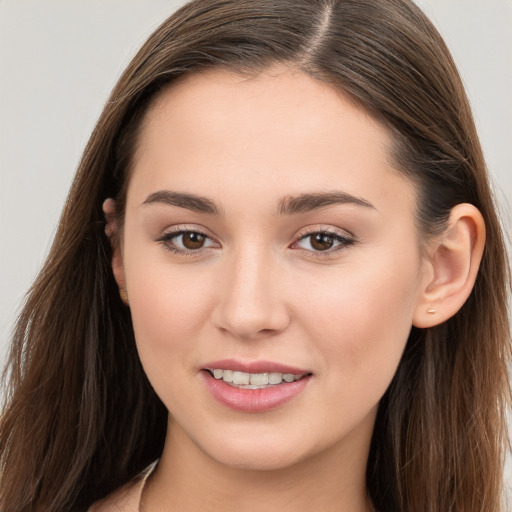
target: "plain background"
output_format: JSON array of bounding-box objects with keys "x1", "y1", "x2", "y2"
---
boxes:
[{"x1": 0, "y1": 0, "x2": 510, "y2": 493}]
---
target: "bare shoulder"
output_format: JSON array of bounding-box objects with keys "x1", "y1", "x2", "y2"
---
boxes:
[{"x1": 88, "y1": 477, "x2": 143, "y2": 512}]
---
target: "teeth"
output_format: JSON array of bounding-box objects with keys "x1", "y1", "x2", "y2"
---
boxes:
[
  {"x1": 268, "y1": 372, "x2": 282, "y2": 384},
  {"x1": 250, "y1": 373, "x2": 268, "y2": 385},
  {"x1": 232, "y1": 371, "x2": 250, "y2": 385},
  {"x1": 210, "y1": 369, "x2": 306, "y2": 388}
]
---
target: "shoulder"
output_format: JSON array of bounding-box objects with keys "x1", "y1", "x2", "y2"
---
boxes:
[{"x1": 88, "y1": 477, "x2": 144, "y2": 512}]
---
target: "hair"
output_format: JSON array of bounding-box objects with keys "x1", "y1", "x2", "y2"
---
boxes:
[{"x1": 1, "y1": 0, "x2": 510, "y2": 511}]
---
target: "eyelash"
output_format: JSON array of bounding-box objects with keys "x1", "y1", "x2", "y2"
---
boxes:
[
  {"x1": 292, "y1": 229, "x2": 355, "y2": 256},
  {"x1": 156, "y1": 227, "x2": 355, "y2": 257}
]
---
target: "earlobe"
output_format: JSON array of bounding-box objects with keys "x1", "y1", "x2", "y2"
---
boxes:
[
  {"x1": 102, "y1": 198, "x2": 127, "y2": 292},
  {"x1": 413, "y1": 203, "x2": 485, "y2": 328}
]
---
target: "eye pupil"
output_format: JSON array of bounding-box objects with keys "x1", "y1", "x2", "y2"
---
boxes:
[
  {"x1": 311, "y1": 233, "x2": 334, "y2": 251},
  {"x1": 182, "y1": 232, "x2": 205, "y2": 249}
]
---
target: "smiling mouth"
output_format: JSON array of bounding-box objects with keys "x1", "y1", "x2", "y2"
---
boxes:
[{"x1": 205, "y1": 369, "x2": 311, "y2": 389}]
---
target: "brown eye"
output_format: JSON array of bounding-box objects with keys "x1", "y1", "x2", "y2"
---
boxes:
[
  {"x1": 294, "y1": 230, "x2": 354, "y2": 254},
  {"x1": 158, "y1": 230, "x2": 217, "y2": 254},
  {"x1": 181, "y1": 232, "x2": 206, "y2": 249},
  {"x1": 310, "y1": 233, "x2": 335, "y2": 251}
]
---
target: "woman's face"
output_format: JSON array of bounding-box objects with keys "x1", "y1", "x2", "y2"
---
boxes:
[{"x1": 117, "y1": 67, "x2": 430, "y2": 471}]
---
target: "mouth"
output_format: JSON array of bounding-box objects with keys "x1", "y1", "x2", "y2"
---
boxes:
[
  {"x1": 200, "y1": 360, "x2": 313, "y2": 412},
  {"x1": 205, "y1": 368, "x2": 311, "y2": 389}
]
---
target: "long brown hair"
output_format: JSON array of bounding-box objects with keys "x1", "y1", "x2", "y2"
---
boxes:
[{"x1": 1, "y1": 1, "x2": 510, "y2": 511}]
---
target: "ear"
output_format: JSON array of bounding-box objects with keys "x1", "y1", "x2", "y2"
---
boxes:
[
  {"x1": 413, "y1": 203, "x2": 485, "y2": 328},
  {"x1": 102, "y1": 198, "x2": 126, "y2": 292}
]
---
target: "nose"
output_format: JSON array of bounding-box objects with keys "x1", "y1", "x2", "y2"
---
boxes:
[{"x1": 212, "y1": 246, "x2": 291, "y2": 340}]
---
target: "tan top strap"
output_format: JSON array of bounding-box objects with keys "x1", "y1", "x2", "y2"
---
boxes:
[{"x1": 88, "y1": 461, "x2": 158, "y2": 512}]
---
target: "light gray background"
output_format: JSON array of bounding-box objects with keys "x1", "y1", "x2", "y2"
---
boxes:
[{"x1": 0, "y1": 0, "x2": 510, "y2": 493}]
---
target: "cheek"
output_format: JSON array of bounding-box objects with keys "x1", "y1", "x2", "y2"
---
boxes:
[
  {"x1": 298, "y1": 248, "x2": 422, "y2": 385},
  {"x1": 123, "y1": 249, "x2": 215, "y2": 363},
  {"x1": 124, "y1": 260, "x2": 219, "y2": 414}
]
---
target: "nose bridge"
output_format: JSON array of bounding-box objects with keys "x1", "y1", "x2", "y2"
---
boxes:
[{"x1": 214, "y1": 242, "x2": 289, "y2": 338}]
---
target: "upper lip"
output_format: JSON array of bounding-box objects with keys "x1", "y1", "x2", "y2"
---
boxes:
[{"x1": 202, "y1": 359, "x2": 311, "y2": 375}]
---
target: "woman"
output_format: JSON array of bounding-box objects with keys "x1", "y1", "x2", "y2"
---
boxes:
[{"x1": 0, "y1": 0, "x2": 510, "y2": 511}]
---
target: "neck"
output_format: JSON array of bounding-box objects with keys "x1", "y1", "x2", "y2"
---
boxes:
[{"x1": 145, "y1": 417, "x2": 375, "y2": 512}]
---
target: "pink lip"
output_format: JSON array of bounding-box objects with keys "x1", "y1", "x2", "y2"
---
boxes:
[
  {"x1": 200, "y1": 359, "x2": 312, "y2": 413},
  {"x1": 202, "y1": 358, "x2": 309, "y2": 375}
]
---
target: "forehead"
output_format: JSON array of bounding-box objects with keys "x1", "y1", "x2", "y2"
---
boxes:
[
  {"x1": 139, "y1": 66, "x2": 390, "y2": 154},
  {"x1": 128, "y1": 66, "x2": 414, "y2": 214}
]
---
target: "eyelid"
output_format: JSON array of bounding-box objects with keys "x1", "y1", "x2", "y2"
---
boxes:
[
  {"x1": 294, "y1": 224, "x2": 355, "y2": 240},
  {"x1": 156, "y1": 224, "x2": 211, "y2": 239}
]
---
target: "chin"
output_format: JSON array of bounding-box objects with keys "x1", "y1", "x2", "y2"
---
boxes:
[
  {"x1": 195, "y1": 427, "x2": 322, "y2": 472},
  {"x1": 209, "y1": 447, "x2": 306, "y2": 472}
]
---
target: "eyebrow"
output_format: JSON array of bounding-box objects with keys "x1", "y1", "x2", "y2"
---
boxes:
[
  {"x1": 278, "y1": 191, "x2": 376, "y2": 215},
  {"x1": 142, "y1": 190, "x2": 222, "y2": 215},
  {"x1": 141, "y1": 189, "x2": 375, "y2": 216}
]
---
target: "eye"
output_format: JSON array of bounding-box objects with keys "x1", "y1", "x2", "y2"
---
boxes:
[
  {"x1": 176, "y1": 232, "x2": 208, "y2": 250},
  {"x1": 293, "y1": 230, "x2": 354, "y2": 253},
  {"x1": 157, "y1": 229, "x2": 219, "y2": 254}
]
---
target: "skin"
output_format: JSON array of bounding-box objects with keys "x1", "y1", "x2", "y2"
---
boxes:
[{"x1": 105, "y1": 66, "x2": 485, "y2": 511}]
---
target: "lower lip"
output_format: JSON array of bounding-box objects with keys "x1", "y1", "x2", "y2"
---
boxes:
[{"x1": 201, "y1": 372, "x2": 311, "y2": 413}]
